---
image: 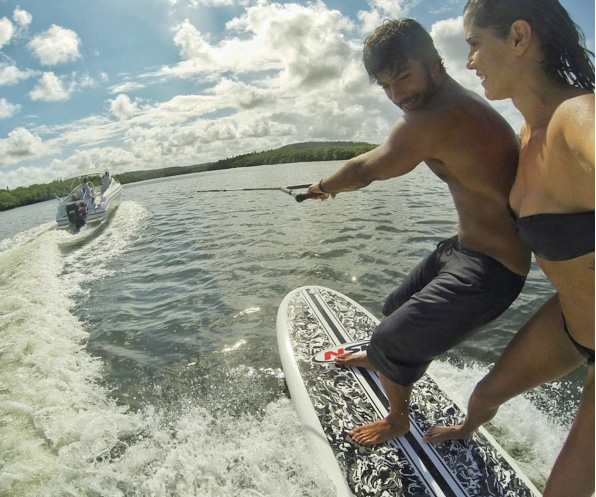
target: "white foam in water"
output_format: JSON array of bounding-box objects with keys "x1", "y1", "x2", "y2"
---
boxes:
[
  {"x1": 0, "y1": 214, "x2": 334, "y2": 497},
  {"x1": 0, "y1": 227, "x2": 141, "y2": 496},
  {"x1": 0, "y1": 221, "x2": 56, "y2": 253},
  {"x1": 60, "y1": 201, "x2": 150, "y2": 292},
  {"x1": 428, "y1": 360, "x2": 574, "y2": 488},
  {"x1": 75, "y1": 398, "x2": 334, "y2": 497}
]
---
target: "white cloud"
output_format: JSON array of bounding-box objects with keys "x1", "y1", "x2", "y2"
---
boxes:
[
  {"x1": 370, "y1": 0, "x2": 406, "y2": 17},
  {"x1": 109, "y1": 94, "x2": 140, "y2": 120},
  {"x1": 13, "y1": 7, "x2": 32, "y2": 28},
  {"x1": 0, "y1": 8, "x2": 31, "y2": 54},
  {"x1": 0, "y1": 63, "x2": 38, "y2": 85},
  {"x1": 430, "y1": 17, "x2": 472, "y2": 81},
  {"x1": 48, "y1": 147, "x2": 138, "y2": 179},
  {"x1": 28, "y1": 25, "x2": 81, "y2": 66},
  {"x1": 0, "y1": 17, "x2": 15, "y2": 49},
  {"x1": 109, "y1": 81, "x2": 146, "y2": 94},
  {"x1": 1, "y1": 144, "x2": 135, "y2": 188},
  {"x1": 0, "y1": 128, "x2": 49, "y2": 167},
  {"x1": 358, "y1": 0, "x2": 411, "y2": 34},
  {"x1": 357, "y1": 10, "x2": 384, "y2": 35},
  {"x1": 29, "y1": 72, "x2": 74, "y2": 102},
  {"x1": 189, "y1": 0, "x2": 235, "y2": 6},
  {"x1": 164, "y1": 19, "x2": 223, "y2": 75},
  {"x1": 0, "y1": 98, "x2": 20, "y2": 119},
  {"x1": 238, "y1": 2, "x2": 357, "y2": 89},
  {"x1": 0, "y1": 164, "x2": 53, "y2": 189},
  {"x1": 139, "y1": 94, "x2": 226, "y2": 127},
  {"x1": 209, "y1": 78, "x2": 271, "y2": 109},
  {"x1": 76, "y1": 73, "x2": 96, "y2": 89},
  {"x1": 163, "y1": 2, "x2": 358, "y2": 91},
  {"x1": 26, "y1": 72, "x2": 96, "y2": 102}
]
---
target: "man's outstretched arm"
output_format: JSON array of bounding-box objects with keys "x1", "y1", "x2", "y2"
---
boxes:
[{"x1": 308, "y1": 115, "x2": 436, "y2": 198}]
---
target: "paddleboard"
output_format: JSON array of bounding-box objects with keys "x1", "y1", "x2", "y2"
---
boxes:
[{"x1": 277, "y1": 286, "x2": 542, "y2": 497}]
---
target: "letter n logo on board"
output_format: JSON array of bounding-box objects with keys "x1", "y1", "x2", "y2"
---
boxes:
[
  {"x1": 312, "y1": 340, "x2": 369, "y2": 363},
  {"x1": 324, "y1": 348, "x2": 344, "y2": 361}
]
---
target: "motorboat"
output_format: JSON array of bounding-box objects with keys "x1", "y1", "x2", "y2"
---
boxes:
[{"x1": 56, "y1": 170, "x2": 123, "y2": 231}]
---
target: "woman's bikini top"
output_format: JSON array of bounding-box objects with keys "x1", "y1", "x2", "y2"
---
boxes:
[{"x1": 507, "y1": 204, "x2": 595, "y2": 261}]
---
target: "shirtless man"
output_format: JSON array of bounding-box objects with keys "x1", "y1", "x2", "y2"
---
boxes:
[{"x1": 307, "y1": 19, "x2": 530, "y2": 445}]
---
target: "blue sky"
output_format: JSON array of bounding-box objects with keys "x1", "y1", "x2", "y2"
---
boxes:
[{"x1": 0, "y1": 0, "x2": 594, "y2": 188}]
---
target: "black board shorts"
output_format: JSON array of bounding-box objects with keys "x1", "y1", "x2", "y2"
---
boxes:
[{"x1": 367, "y1": 236, "x2": 527, "y2": 386}]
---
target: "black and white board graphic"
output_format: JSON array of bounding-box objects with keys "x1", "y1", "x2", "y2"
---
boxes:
[{"x1": 277, "y1": 286, "x2": 542, "y2": 497}]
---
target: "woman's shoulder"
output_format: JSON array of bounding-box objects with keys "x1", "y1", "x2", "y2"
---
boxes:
[
  {"x1": 552, "y1": 92, "x2": 594, "y2": 130},
  {"x1": 550, "y1": 92, "x2": 594, "y2": 164},
  {"x1": 558, "y1": 89, "x2": 593, "y2": 110}
]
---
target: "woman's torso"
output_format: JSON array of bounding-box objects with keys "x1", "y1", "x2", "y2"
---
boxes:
[{"x1": 509, "y1": 94, "x2": 595, "y2": 349}]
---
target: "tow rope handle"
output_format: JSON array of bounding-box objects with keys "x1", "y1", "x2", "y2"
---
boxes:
[{"x1": 280, "y1": 185, "x2": 313, "y2": 203}]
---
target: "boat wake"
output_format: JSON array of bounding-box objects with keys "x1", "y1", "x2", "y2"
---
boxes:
[{"x1": 0, "y1": 201, "x2": 331, "y2": 497}]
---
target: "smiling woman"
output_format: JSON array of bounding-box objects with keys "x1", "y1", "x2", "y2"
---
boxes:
[{"x1": 424, "y1": 2, "x2": 595, "y2": 497}]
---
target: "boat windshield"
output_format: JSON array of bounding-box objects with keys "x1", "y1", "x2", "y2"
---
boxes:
[{"x1": 66, "y1": 180, "x2": 99, "y2": 201}]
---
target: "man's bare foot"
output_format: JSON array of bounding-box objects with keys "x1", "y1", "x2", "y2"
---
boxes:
[
  {"x1": 334, "y1": 352, "x2": 376, "y2": 370},
  {"x1": 422, "y1": 424, "x2": 473, "y2": 444},
  {"x1": 349, "y1": 416, "x2": 410, "y2": 445}
]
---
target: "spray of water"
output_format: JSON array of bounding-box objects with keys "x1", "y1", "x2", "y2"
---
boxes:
[{"x1": 0, "y1": 203, "x2": 333, "y2": 497}]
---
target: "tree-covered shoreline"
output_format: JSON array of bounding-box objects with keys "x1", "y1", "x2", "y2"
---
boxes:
[{"x1": 0, "y1": 141, "x2": 376, "y2": 212}]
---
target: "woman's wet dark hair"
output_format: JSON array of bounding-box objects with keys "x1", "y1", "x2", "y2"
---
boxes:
[
  {"x1": 363, "y1": 19, "x2": 445, "y2": 84},
  {"x1": 464, "y1": 0, "x2": 594, "y2": 91}
]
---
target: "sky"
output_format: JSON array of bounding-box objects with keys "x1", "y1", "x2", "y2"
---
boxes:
[{"x1": 0, "y1": 0, "x2": 594, "y2": 189}]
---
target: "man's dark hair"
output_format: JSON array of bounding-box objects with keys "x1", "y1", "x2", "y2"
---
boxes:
[
  {"x1": 363, "y1": 19, "x2": 445, "y2": 84},
  {"x1": 465, "y1": 0, "x2": 594, "y2": 91}
]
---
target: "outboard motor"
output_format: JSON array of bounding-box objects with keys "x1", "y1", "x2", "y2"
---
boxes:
[{"x1": 66, "y1": 202, "x2": 87, "y2": 231}]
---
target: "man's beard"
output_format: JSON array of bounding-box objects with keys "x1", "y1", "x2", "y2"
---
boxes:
[{"x1": 398, "y1": 68, "x2": 438, "y2": 112}]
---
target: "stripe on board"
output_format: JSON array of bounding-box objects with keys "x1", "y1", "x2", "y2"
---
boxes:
[
  {"x1": 361, "y1": 369, "x2": 471, "y2": 497},
  {"x1": 304, "y1": 291, "x2": 465, "y2": 497},
  {"x1": 303, "y1": 287, "x2": 467, "y2": 497},
  {"x1": 359, "y1": 367, "x2": 464, "y2": 496},
  {"x1": 311, "y1": 289, "x2": 470, "y2": 497}
]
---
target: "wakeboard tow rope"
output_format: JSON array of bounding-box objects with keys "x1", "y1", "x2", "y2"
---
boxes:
[{"x1": 196, "y1": 184, "x2": 313, "y2": 202}]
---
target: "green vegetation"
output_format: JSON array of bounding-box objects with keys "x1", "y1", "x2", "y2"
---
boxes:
[
  {"x1": 198, "y1": 141, "x2": 377, "y2": 171},
  {"x1": 0, "y1": 141, "x2": 377, "y2": 212},
  {"x1": 114, "y1": 141, "x2": 377, "y2": 184},
  {"x1": 0, "y1": 180, "x2": 68, "y2": 211}
]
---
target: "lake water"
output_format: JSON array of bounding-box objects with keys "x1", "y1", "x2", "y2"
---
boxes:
[{"x1": 0, "y1": 161, "x2": 585, "y2": 496}]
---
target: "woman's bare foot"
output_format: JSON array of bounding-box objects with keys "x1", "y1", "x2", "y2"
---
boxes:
[
  {"x1": 422, "y1": 424, "x2": 473, "y2": 444},
  {"x1": 349, "y1": 415, "x2": 410, "y2": 445},
  {"x1": 334, "y1": 352, "x2": 376, "y2": 370}
]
